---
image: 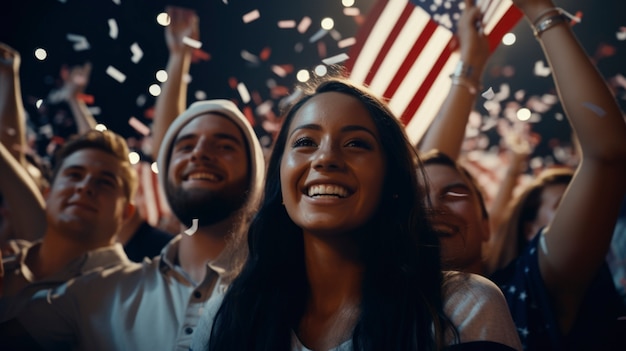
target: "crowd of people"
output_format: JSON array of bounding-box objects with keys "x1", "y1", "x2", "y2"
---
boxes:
[{"x1": 1, "y1": 0, "x2": 625, "y2": 350}]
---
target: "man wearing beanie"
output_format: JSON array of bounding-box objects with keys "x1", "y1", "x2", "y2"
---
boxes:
[{"x1": 3, "y1": 99, "x2": 266, "y2": 351}]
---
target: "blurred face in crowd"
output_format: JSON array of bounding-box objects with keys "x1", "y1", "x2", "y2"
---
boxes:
[
  {"x1": 45, "y1": 148, "x2": 133, "y2": 246},
  {"x1": 166, "y1": 113, "x2": 250, "y2": 228},
  {"x1": 523, "y1": 183, "x2": 567, "y2": 241},
  {"x1": 421, "y1": 163, "x2": 489, "y2": 274},
  {"x1": 280, "y1": 91, "x2": 386, "y2": 237}
]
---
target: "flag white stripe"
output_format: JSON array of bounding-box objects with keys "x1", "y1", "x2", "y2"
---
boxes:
[
  {"x1": 388, "y1": 25, "x2": 453, "y2": 114},
  {"x1": 350, "y1": 0, "x2": 407, "y2": 84},
  {"x1": 405, "y1": 52, "x2": 459, "y2": 144},
  {"x1": 368, "y1": 8, "x2": 431, "y2": 97}
]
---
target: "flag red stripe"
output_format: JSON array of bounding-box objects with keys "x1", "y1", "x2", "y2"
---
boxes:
[
  {"x1": 363, "y1": 3, "x2": 416, "y2": 86},
  {"x1": 383, "y1": 19, "x2": 439, "y2": 100},
  {"x1": 487, "y1": 6, "x2": 523, "y2": 52},
  {"x1": 344, "y1": 0, "x2": 390, "y2": 73},
  {"x1": 400, "y1": 37, "x2": 455, "y2": 125}
]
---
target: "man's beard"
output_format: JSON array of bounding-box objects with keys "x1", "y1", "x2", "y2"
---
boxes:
[{"x1": 165, "y1": 180, "x2": 248, "y2": 228}]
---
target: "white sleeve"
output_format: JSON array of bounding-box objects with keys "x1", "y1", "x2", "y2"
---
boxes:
[{"x1": 442, "y1": 271, "x2": 522, "y2": 351}]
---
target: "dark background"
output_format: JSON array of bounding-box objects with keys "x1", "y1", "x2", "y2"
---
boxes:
[{"x1": 1, "y1": 0, "x2": 625, "y2": 166}]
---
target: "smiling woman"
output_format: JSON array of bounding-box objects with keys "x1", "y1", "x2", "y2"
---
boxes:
[{"x1": 191, "y1": 76, "x2": 522, "y2": 351}]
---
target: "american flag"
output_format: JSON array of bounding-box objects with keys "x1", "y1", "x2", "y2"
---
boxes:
[{"x1": 346, "y1": 0, "x2": 523, "y2": 145}]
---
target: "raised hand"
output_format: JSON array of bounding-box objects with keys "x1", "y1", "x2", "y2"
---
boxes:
[
  {"x1": 165, "y1": 6, "x2": 199, "y2": 55},
  {"x1": 59, "y1": 62, "x2": 92, "y2": 101}
]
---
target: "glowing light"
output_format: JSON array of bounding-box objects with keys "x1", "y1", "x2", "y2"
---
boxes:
[
  {"x1": 151, "y1": 162, "x2": 159, "y2": 174},
  {"x1": 34, "y1": 48, "x2": 47, "y2": 60},
  {"x1": 321, "y1": 17, "x2": 334, "y2": 30},
  {"x1": 128, "y1": 152, "x2": 140, "y2": 165},
  {"x1": 517, "y1": 108, "x2": 532, "y2": 121},
  {"x1": 95, "y1": 124, "x2": 108, "y2": 131},
  {"x1": 342, "y1": 0, "x2": 355, "y2": 6},
  {"x1": 156, "y1": 70, "x2": 168, "y2": 82},
  {"x1": 157, "y1": 12, "x2": 170, "y2": 26},
  {"x1": 36, "y1": 99, "x2": 43, "y2": 109},
  {"x1": 502, "y1": 33, "x2": 516, "y2": 46},
  {"x1": 314, "y1": 65, "x2": 328, "y2": 77},
  {"x1": 149, "y1": 84, "x2": 161, "y2": 96},
  {"x1": 296, "y1": 69, "x2": 310, "y2": 82}
]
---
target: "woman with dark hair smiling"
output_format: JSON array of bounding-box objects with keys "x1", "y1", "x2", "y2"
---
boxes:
[{"x1": 191, "y1": 77, "x2": 521, "y2": 351}]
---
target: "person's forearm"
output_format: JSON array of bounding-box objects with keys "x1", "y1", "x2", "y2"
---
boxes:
[
  {"x1": 66, "y1": 96, "x2": 97, "y2": 134},
  {"x1": 0, "y1": 142, "x2": 46, "y2": 242},
  {"x1": 0, "y1": 71, "x2": 27, "y2": 166},
  {"x1": 152, "y1": 51, "x2": 191, "y2": 151}
]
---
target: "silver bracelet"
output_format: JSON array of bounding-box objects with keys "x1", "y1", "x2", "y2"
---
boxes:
[{"x1": 533, "y1": 13, "x2": 568, "y2": 38}]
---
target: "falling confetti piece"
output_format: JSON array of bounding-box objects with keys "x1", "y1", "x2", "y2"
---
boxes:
[
  {"x1": 338, "y1": 37, "x2": 356, "y2": 49},
  {"x1": 184, "y1": 219, "x2": 198, "y2": 236},
  {"x1": 182, "y1": 36, "x2": 202, "y2": 49},
  {"x1": 329, "y1": 29, "x2": 342, "y2": 41},
  {"x1": 617, "y1": 27, "x2": 626, "y2": 41},
  {"x1": 241, "y1": 50, "x2": 260, "y2": 64},
  {"x1": 111, "y1": 0, "x2": 121, "y2": 4},
  {"x1": 66, "y1": 33, "x2": 90, "y2": 51},
  {"x1": 130, "y1": 42, "x2": 143, "y2": 63},
  {"x1": 108, "y1": 18, "x2": 118, "y2": 39},
  {"x1": 322, "y1": 53, "x2": 349, "y2": 65},
  {"x1": 298, "y1": 16, "x2": 312, "y2": 33},
  {"x1": 309, "y1": 29, "x2": 328, "y2": 43},
  {"x1": 533, "y1": 60, "x2": 551, "y2": 77},
  {"x1": 237, "y1": 82, "x2": 251, "y2": 104},
  {"x1": 278, "y1": 20, "x2": 296, "y2": 28},
  {"x1": 106, "y1": 65, "x2": 126, "y2": 83},
  {"x1": 582, "y1": 101, "x2": 606, "y2": 116},
  {"x1": 271, "y1": 65, "x2": 288, "y2": 77},
  {"x1": 259, "y1": 47, "x2": 271, "y2": 61},
  {"x1": 343, "y1": 7, "x2": 360, "y2": 16},
  {"x1": 481, "y1": 87, "x2": 495, "y2": 100},
  {"x1": 243, "y1": 9, "x2": 260, "y2": 24},
  {"x1": 128, "y1": 116, "x2": 150, "y2": 136}
]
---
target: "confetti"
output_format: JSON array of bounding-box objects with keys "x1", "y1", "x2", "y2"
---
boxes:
[
  {"x1": 237, "y1": 82, "x2": 251, "y2": 104},
  {"x1": 481, "y1": 87, "x2": 495, "y2": 100},
  {"x1": 106, "y1": 65, "x2": 126, "y2": 83},
  {"x1": 271, "y1": 65, "x2": 288, "y2": 77},
  {"x1": 329, "y1": 29, "x2": 342, "y2": 41},
  {"x1": 278, "y1": 20, "x2": 296, "y2": 28},
  {"x1": 617, "y1": 27, "x2": 626, "y2": 41},
  {"x1": 128, "y1": 116, "x2": 151, "y2": 136},
  {"x1": 533, "y1": 60, "x2": 551, "y2": 77},
  {"x1": 111, "y1": 0, "x2": 121, "y2": 4},
  {"x1": 309, "y1": 29, "x2": 328, "y2": 43},
  {"x1": 182, "y1": 36, "x2": 202, "y2": 49},
  {"x1": 243, "y1": 9, "x2": 260, "y2": 24},
  {"x1": 322, "y1": 53, "x2": 349, "y2": 65},
  {"x1": 241, "y1": 50, "x2": 260, "y2": 64},
  {"x1": 66, "y1": 33, "x2": 90, "y2": 51},
  {"x1": 108, "y1": 18, "x2": 118, "y2": 39},
  {"x1": 184, "y1": 219, "x2": 198, "y2": 236},
  {"x1": 343, "y1": 7, "x2": 360, "y2": 16},
  {"x1": 130, "y1": 42, "x2": 143, "y2": 63},
  {"x1": 582, "y1": 101, "x2": 606, "y2": 117},
  {"x1": 298, "y1": 16, "x2": 312, "y2": 33},
  {"x1": 338, "y1": 37, "x2": 356, "y2": 49}
]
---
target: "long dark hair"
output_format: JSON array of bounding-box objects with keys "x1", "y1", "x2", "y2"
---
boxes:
[
  {"x1": 209, "y1": 78, "x2": 454, "y2": 351},
  {"x1": 488, "y1": 167, "x2": 573, "y2": 273}
]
